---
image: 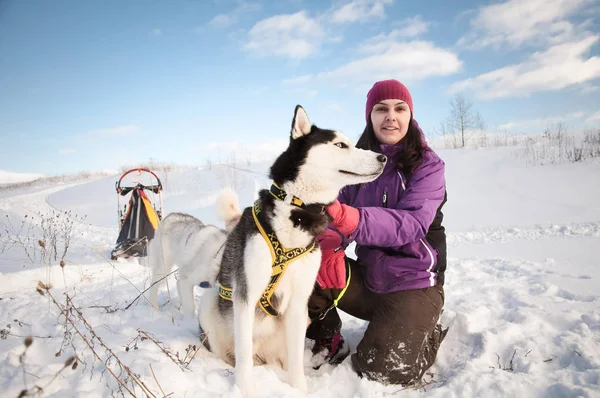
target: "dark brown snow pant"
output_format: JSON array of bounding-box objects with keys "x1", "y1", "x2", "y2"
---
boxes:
[{"x1": 306, "y1": 257, "x2": 445, "y2": 385}]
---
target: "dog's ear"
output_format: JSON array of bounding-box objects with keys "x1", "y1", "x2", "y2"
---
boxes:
[{"x1": 291, "y1": 105, "x2": 312, "y2": 139}]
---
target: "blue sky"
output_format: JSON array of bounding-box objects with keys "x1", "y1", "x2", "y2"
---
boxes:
[{"x1": 1, "y1": 0, "x2": 599, "y2": 175}]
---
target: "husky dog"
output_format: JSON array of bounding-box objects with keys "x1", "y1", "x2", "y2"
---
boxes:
[
  {"x1": 147, "y1": 188, "x2": 242, "y2": 318},
  {"x1": 198, "y1": 105, "x2": 387, "y2": 395}
]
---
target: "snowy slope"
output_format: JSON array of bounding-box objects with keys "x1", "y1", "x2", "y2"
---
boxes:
[
  {"x1": 0, "y1": 170, "x2": 44, "y2": 184},
  {"x1": 0, "y1": 148, "x2": 599, "y2": 397}
]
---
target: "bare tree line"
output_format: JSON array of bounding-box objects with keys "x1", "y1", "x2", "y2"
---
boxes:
[{"x1": 432, "y1": 93, "x2": 600, "y2": 166}]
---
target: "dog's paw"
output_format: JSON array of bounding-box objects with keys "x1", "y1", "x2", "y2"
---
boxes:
[
  {"x1": 288, "y1": 373, "x2": 308, "y2": 394},
  {"x1": 293, "y1": 379, "x2": 308, "y2": 394},
  {"x1": 233, "y1": 380, "x2": 256, "y2": 398}
]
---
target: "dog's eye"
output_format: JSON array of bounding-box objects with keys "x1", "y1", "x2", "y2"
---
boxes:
[{"x1": 334, "y1": 142, "x2": 348, "y2": 149}]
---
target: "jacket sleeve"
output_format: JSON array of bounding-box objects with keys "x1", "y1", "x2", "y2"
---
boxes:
[
  {"x1": 337, "y1": 185, "x2": 354, "y2": 206},
  {"x1": 348, "y1": 154, "x2": 446, "y2": 248},
  {"x1": 334, "y1": 185, "x2": 356, "y2": 248}
]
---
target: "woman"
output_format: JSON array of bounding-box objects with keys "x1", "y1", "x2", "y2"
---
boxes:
[{"x1": 307, "y1": 79, "x2": 448, "y2": 386}]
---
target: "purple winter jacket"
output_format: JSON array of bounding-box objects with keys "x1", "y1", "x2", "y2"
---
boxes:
[{"x1": 338, "y1": 133, "x2": 446, "y2": 294}]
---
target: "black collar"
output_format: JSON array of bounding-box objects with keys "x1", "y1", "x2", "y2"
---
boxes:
[
  {"x1": 269, "y1": 182, "x2": 325, "y2": 214},
  {"x1": 269, "y1": 182, "x2": 305, "y2": 208}
]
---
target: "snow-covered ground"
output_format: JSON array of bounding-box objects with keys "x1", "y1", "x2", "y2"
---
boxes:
[
  {"x1": 1, "y1": 147, "x2": 599, "y2": 397},
  {"x1": 0, "y1": 170, "x2": 44, "y2": 184}
]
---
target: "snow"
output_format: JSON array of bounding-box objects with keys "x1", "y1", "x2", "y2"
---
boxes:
[
  {"x1": 1, "y1": 147, "x2": 599, "y2": 397},
  {"x1": 0, "y1": 170, "x2": 43, "y2": 184}
]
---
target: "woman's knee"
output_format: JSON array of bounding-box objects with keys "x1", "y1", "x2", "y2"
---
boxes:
[
  {"x1": 349, "y1": 287, "x2": 444, "y2": 385},
  {"x1": 350, "y1": 347, "x2": 426, "y2": 385}
]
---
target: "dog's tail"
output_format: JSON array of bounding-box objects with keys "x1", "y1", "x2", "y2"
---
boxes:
[{"x1": 216, "y1": 188, "x2": 242, "y2": 232}]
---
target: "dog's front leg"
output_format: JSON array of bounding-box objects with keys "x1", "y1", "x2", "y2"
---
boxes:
[
  {"x1": 233, "y1": 299, "x2": 255, "y2": 396},
  {"x1": 177, "y1": 278, "x2": 196, "y2": 318},
  {"x1": 285, "y1": 300, "x2": 308, "y2": 393}
]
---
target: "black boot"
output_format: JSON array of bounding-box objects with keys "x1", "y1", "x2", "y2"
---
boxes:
[{"x1": 311, "y1": 330, "x2": 350, "y2": 369}]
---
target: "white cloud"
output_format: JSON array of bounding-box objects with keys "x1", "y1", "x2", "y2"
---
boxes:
[
  {"x1": 151, "y1": 28, "x2": 162, "y2": 37},
  {"x1": 449, "y1": 35, "x2": 600, "y2": 99},
  {"x1": 497, "y1": 122, "x2": 515, "y2": 130},
  {"x1": 207, "y1": 2, "x2": 261, "y2": 29},
  {"x1": 331, "y1": 0, "x2": 394, "y2": 24},
  {"x1": 87, "y1": 125, "x2": 138, "y2": 137},
  {"x1": 458, "y1": 0, "x2": 593, "y2": 50},
  {"x1": 391, "y1": 16, "x2": 430, "y2": 37},
  {"x1": 567, "y1": 112, "x2": 586, "y2": 119},
  {"x1": 244, "y1": 11, "x2": 325, "y2": 59},
  {"x1": 317, "y1": 41, "x2": 462, "y2": 85},
  {"x1": 281, "y1": 28, "x2": 462, "y2": 87},
  {"x1": 209, "y1": 14, "x2": 237, "y2": 28},
  {"x1": 358, "y1": 17, "x2": 430, "y2": 53},
  {"x1": 587, "y1": 111, "x2": 600, "y2": 122}
]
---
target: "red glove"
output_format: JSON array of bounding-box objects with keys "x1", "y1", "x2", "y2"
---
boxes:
[
  {"x1": 316, "y1": 229, "x2": 347, "y2": 289},
  {"x1": 326, "y1": 200, "x2": 359, "y2": 236}
]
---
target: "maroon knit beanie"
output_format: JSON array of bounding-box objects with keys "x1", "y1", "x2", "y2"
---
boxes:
[{"x1": 365, "y1": 79, "x2": 413, "y2": 122}]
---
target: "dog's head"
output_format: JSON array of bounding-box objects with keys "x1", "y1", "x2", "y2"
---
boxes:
[{"x1": 270, "y1": 105, "x2": 386, "y2": 204}]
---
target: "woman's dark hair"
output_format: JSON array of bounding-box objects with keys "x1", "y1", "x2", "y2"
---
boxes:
[{"x1": 356, "y1": 118, "x2": 429, "y2": 179}]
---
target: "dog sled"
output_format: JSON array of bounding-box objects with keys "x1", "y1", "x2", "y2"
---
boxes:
[{"x1": 110, "y1": 168, "x2": 163, "y2": 260}]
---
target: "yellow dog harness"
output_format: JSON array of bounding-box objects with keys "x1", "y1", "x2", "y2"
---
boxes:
[{"x1": 219, "y1": 199, "x2": 316, "y2": 316}]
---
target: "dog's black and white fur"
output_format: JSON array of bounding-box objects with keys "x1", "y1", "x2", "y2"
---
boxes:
[{"x1": 196, "y1": 105, "x2": 386, "y2": 395}]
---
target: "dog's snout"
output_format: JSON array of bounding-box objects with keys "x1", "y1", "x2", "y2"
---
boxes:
[{"x1": 377, "y1": 154, "x2": 387, "y2": 163}]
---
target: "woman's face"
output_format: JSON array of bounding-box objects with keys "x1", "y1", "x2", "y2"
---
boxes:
[{"x1": 370, "y1": 99, "x2": 411, "y2": 145}]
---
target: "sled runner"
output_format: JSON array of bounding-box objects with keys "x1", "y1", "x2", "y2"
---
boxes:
[{"x1": 111, "y1": 168, "x2": 163, "y2": 260}]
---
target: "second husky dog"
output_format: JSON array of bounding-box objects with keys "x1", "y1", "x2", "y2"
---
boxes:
[
  {"x1": 198, "y1": 105, "x2": 387, "y2": 395},
  {"x1": 147, "y1": 188, "x2": 242, "y2": 318}
]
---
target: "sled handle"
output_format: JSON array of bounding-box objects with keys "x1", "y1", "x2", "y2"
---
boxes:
[{"x1": 116, "y1": 168, "x2": 163, "y2": 194}]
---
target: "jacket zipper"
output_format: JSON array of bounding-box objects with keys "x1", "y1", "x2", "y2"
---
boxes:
[{"x1": 382, "y1": 189, "x2": 388, "y2": 208}]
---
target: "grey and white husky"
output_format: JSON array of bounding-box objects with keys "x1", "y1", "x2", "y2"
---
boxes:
[
  {"x1": 150, "y1": 105, "x2": 386, "y2": 395},
  {"x1": 147, "y1": 188, "x2": 241, "y2": 318}
]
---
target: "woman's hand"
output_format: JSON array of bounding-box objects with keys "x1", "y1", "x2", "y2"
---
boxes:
[
  {"x1": 326, "y1": 200, "x2": 359, "y2": 236},
  {"x1": 316, "y1": 229, "x2": 347, "y2": 289}
]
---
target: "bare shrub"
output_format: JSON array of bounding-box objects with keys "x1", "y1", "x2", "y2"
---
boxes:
[
  {"x1": 38, "y1": 210, "x2": 86, "y2": 263},
  {"x1": 431, "y1": 121, "x2": 463, "y2": 149},
  {"x1": 0, "y1": 209, "x2": 85, "y2": 267},
  {"x1": 492, "y1": 131, "x2": 509, "y2": 147},
  {"x1": 210, "y1": 154, "x2": 245, "y2": 190},
  {"x1": 0, "y1": 214, "x2": 39, "y2": 263},
  {"x1": 28, "y1": 263, "x2": 190, "y2": 396},
  {"x1": 16, "y1": 335, "x2": 79, "y2": 398},
  {"x1": 582, "y1": 128, "x2": 600, "y2": 158},
  {"x1": 39, "y1": 282, "x2": 158, "y2": 397},
  {"x1": 226, "y1": 153, "x2": 240, "y2": 189},
  {"x1": 478, "y1": 129, "x2": 488, "y2": 149},
  {"x1": 125, "y1": 329, "x2": 200, "y2": 371},
  {"x1": 242, "y1": 149, "x2": 253, "y2": 166},
  {"x1": 519, "y1": 124, "x2": 600, "y2": 166}
]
